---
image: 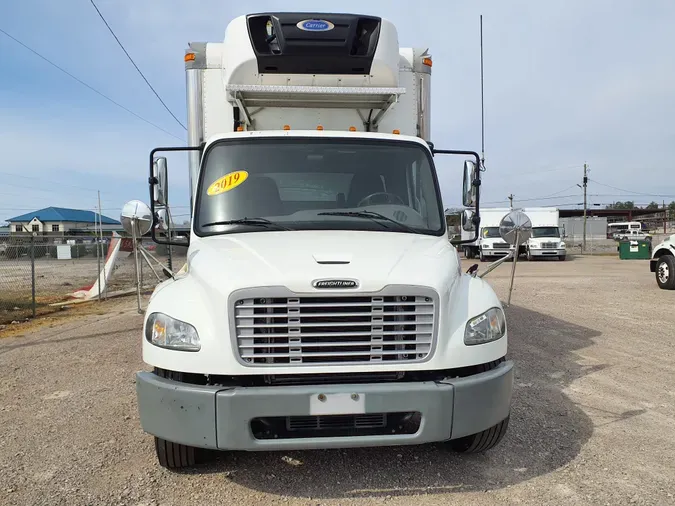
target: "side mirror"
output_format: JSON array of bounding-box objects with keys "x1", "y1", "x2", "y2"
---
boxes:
[
  {"x1": 462, "y1": 160, "x2": 478, "y2": 207},
  {"x1": 462, "y1": 209, "x2": 475, "y2": 232},
  {"x1": 499, "y1": 210, "x2": 533, "y2": 246},
  {"x1": 153, "y1": 157, "x2": 168, "y2": 206}
]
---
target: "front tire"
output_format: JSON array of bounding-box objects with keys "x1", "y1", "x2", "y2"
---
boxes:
[
  {"x1": 656, "y1": 255, "x2": 675, "y2": 290},
  {"x1": 155, "y1": 437, "x2": 197, "y2": 470},
  {"x1": 448, "y1": 415, "x2": 510, "y2": 454},
  {"x1": 558, "y1": 255, "x2": 566, "y2": 261}
]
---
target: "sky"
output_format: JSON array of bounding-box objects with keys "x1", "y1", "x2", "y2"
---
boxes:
[{"x1": 1, "y1": 0, "x2": 675, "y2": 224}]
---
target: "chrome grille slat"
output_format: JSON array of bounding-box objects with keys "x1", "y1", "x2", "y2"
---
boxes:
[
  {"x1": 240, "y1": 339, "x2": 433, "y2": 348},
  {"x1": 236, "y1": 311, "x2": 433, "y2": 318},
  {"x1": 233, "y1": 292, "x2": 437, "y2": 366}
]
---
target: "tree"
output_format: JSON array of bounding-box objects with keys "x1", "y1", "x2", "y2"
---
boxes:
[
  {"x1": 646, "y1": 201, "x2": 660, "y2": 210},
  {"x1": 606, "y1": 201, "x2": 636, "y2": 210}
]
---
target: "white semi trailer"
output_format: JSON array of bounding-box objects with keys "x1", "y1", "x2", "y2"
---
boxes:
[{"x1": 135, "y1": 12, "x2": 520, "y2": 469}]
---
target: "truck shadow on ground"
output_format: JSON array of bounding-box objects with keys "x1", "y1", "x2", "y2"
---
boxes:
[{"x1": 193, "y1": 305, "x2": 604, "y2": 499}]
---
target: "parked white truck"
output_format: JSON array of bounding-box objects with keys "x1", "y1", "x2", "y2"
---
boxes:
[
  {"x1": 135, "y1": 12, "x2": 520, "y2": 469},
  {"x1": 650, "y1": 234, "x2": 675, "y2": 289},
  {"x1": 523, "y1": 207, "x2": 566, "y2": 261}
]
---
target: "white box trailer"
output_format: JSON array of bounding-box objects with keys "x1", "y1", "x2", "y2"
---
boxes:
[{"x1": 136, "y1": 12, "x2": 515, "y2": 469}]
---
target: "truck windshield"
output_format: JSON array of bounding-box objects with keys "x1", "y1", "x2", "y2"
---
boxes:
[
  {"x1": 482, "y1": 227, "x2": 501, "y2": 238},
  {"x1": 194, "y1": 138, "x2": 445, "y2": 237},
  {"x1": 532, "y1": 227, "x2": 560, "y2": 238}
]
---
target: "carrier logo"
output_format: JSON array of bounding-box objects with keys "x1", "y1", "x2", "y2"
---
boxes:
[
  {"x1": 312, "y1": 279, "x2": 359, "y2": 289},
  {"x1": 297, "y1": 19, "x2": 335, "y2": 32}
]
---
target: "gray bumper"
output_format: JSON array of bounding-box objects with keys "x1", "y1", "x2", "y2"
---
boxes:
[
  {"x1": 482, "y1": 249, "x2": 511, "y2": 257},
  {"x1": 529, "y1": 248, "x2": 565, "y2": 257},
  {"x1": 136, "y1": 360, "x2": 514, "y2": 451}
]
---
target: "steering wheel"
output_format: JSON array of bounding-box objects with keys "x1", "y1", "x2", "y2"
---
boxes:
[{"x1": 356, "y1": 192, "x2": 406, "y2": 207}]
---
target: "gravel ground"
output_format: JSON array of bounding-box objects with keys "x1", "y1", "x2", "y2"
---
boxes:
[{"x1": 1, "y1": 255, "x2": 674, "y2": 506}]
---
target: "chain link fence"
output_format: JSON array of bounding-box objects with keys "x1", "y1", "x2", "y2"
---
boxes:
[{"x1": 0, "y1": 235, "x2": 187, "y2": 325}]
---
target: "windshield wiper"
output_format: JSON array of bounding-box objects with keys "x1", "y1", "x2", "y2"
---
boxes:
[
  {"x1": 201, "y1": 217, "x2": 293, "y2": 231},
  {"x1": 318, "y1": 211, "x2": 417, "y2": 233}
]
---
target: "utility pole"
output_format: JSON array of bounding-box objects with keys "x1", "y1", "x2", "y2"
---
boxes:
[
  {"x1": 508, "y1": 194, "x2": 514, "y2": 209},
  {"x1": 582, "y1": 163, "x2": 588, "y2": 253}
]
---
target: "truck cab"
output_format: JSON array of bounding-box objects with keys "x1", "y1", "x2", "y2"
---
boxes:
[
  {"x1": 650, "y1": 234, "x2": 675, "y2": 289},
  {"x1": 135, "y1": 12, "x2": 517, "y2": 469}
]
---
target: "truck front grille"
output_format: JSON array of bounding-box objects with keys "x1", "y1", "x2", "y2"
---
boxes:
[
  {"x1": 493, "y1": 242, "x2": 510, "y2": 249},
  {"x1": 232, "y1": 292, "x2": 436, "y2": 366},
  {"x1": 541, "y1": 242, "x2": 557, "y2": 249}
]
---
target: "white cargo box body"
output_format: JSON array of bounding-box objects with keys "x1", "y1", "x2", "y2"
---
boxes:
[{"x1": 184, "y1": 13, "x2": 432, "y2": 197}]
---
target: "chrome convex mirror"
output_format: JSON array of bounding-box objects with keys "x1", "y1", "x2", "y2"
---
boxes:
[
  {"x1": 499, "y1": 210, "x2": 533, "y2": 246},
  {"x1": 121, "y1": 200, "x2": 153, "y2": 237}
]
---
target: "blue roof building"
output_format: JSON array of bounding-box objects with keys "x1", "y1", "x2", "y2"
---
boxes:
[
  {"x1": 6, "y1": 207, "x2": 120, "y2": 236},
  {"x1": 7, "y1": 207, "x2": 119, "y2": 225}
]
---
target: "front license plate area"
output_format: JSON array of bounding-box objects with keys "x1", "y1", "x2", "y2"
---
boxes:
[{"x1": 309, "y1": 392, "x2": 366, "y2": 416}]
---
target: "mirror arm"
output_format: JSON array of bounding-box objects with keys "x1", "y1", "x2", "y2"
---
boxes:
[{"x1": 477, "y1": 250, "x2": 514, "y2": 278}]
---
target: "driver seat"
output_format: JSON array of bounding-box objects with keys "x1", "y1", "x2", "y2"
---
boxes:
[{"x1": 346, "y1": 172, "x2": 385, "y2": 207}]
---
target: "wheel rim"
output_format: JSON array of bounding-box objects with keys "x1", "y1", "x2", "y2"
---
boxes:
[{"x1": 658, "y1": 262, "x2": 670, "y2": 284}]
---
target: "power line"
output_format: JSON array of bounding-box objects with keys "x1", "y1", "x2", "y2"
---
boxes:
[
  {"x1": 589, "y1": 178, "x2": 675, "y2": 198},
  {"x1": 0, "y1": 27, "x2": 184, "y2": 142},
  {"x1": 89, "y1": 0, "x2": 187, "y2": 131}
]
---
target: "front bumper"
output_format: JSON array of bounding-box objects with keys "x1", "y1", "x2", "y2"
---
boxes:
[
  {"x1": 482, "y1": 248, "x2": 512, "y2": 257},
  {"x1": 529, "y1": 248, "x2": 566, "y2": 257},
  {"x1": 136, "y1": 360, "x2": 514, "y2": 451}
]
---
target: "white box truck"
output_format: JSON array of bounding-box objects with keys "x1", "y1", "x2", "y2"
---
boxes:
[
  {"x1": 523, "y1": 207, "x2": 566, "y2": 261},
  {"x1": 136, "y1": 12, "x2": 517, "y2": 469},
  {"x1": 476, "y1": 208, "x2": 515, "y2": 261}
]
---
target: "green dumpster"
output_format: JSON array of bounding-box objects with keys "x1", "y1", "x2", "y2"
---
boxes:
[{"x1": 618, "y1": 240, "x2": 651, "y2": 260}]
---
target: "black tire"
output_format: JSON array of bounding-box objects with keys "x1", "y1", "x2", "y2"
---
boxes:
[
  {"x1": 155, "y1": 437, "x2": 197, "y2": 469},
  {"x1": 526, "y1": 249, "x2": 533, "y2": 261},
  {"x1": 449, "y1": 415, "x2": 510, "y2": 454},
  {"x1": 479, "y1": 250, "x2": 487, "y2": 262},
  {"x1": 152, "y1": 367, "x2": 208, "y2": 470},
  {"x1": 446, "y1": 357, "x2": 509, "y2": 454},
  {"x1": 558, "y1": 255, "x2": 566, "y2": 261},
  {"x1": 656, "y1": 255, "x2": 675, "y2": 290}
]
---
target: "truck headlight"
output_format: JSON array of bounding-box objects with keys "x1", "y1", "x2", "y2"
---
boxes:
[
  {"x1": 464, "y1": 307, "x2": 506, "y2": 345},
  {"x1": 560, "y1": 242, "x2": 566, "y2": 248},
  {"x1": 145, "y1": 312, "x2": 200, "y2": 351}
]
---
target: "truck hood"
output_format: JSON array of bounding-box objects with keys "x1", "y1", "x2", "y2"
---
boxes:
[{"x1": 185, "y1": 230, "x2": 459, "y2": 294}]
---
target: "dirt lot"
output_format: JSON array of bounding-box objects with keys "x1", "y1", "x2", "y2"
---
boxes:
[{"x1": 1, "y1": 255, "x2": 674, "y2": 506}]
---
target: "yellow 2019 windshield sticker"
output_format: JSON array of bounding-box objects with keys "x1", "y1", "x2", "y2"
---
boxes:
[{"x1": 207, "y1": 170, "x2": 248, "y2": 196}]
